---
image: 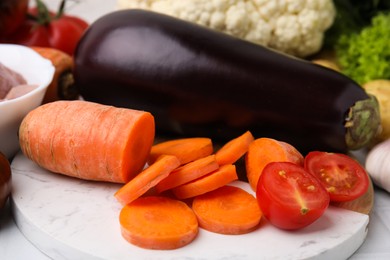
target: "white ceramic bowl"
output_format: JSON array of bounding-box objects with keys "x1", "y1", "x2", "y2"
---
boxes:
[{"x1": 0, "y1": 44, "x2": 55, "y2": 159}]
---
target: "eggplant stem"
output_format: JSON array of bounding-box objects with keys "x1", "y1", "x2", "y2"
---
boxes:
[{"x1": 345, "y1": 94, "x2": 381, "y2": 150}]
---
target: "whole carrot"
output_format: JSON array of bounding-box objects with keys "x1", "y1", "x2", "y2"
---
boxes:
[
  {"x1": 31, "y1": 46, "x2": 77, "y2": 103},
  {"x1": 19, "y1": 100, "x2": 155, "y2": 183}
]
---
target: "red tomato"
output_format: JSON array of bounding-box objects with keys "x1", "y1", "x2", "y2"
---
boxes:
[
  {"x1": 0, "y1": 0, "x2": 28, "y2": 37},
  {"x1": 0, "y1": 152, "x2": 12, "y2": 210},
  {"x1": 2, "y1": 2, "x2": 88, "y2": 55},
  {"x1": 256, "y1": 162, "x2": 330, "y2": 230},
  {"x1": 304, "y1": 151, "x2": 369, "y2": 202}
]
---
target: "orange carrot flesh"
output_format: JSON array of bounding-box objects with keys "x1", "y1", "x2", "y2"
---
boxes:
[
  {"x1": 18, "y1": 100, "x2": 155, "y2": 183},
  {"x1": 32, "y1": 47, "x2": 76, "y2": 103},
  {"x1": 155, "y1": 155, "x2": 219, "y2": 193},
  {"x1": 215, "y1": 131, "x2": 254, "y2": 165},
  {"x1": 148, "y1": 137, "x2": 213, "y2": 165},
  {"x1": 245, "y1": 138, "x2": 304, "y2": 191},
  {"x1": 172, "y1": 164, "x2": 238, "y2": 199},
  {"x1": 115, "y1": 155, "x2": 180, "y2": 206},
  {"x1": 119, "y1": 196, "x2": 198, "y2": 250},
  {"x1": 192, "y1": 185, "x2": 262, "y2": 235}
]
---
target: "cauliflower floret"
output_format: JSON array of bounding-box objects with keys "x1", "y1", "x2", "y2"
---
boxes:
[
  {"x1": 271, "y1": 15, "x2": 301, "y2": 52},
  {"x1": 116, "y1": 0, "x2": 336, "y2": 57}
]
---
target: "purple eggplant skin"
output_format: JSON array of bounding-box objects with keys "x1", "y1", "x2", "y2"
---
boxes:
[{"x1": 74, "y1": 9, "x2": 380, "y2": 154}]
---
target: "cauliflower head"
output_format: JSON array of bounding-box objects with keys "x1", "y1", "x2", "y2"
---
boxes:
[{"x1": 116, "y1": 0, "x2": 336, "y2": 57}]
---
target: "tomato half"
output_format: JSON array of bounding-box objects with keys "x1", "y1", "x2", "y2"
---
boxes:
[
  {"x1": 304, "y1": 151, "x2": 369, "y2": 202},
  {"x1": 256, "y1": 162, "x2": 329, "y2": 230}
]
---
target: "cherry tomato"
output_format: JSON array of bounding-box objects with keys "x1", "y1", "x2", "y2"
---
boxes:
[
  {"x1": 3, "y1": 0, "x2": 88, "y2": 55},
  {"x1": 256, "y1": 162, "x2": 330, "y2": 230},
  {"x1": 0, "y1": 0, "x2": 28, "y2": 38},
  {"x1": 304, "y1": 151, "x2": 369, "y2": 202}
]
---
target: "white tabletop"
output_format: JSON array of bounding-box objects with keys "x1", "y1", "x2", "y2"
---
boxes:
[
  {"x1": 1, "y1": 171, "x2": 390, "y2": 260},
  {"x1": 1, "y1": 0, "x2": 390, "y2": 259}
]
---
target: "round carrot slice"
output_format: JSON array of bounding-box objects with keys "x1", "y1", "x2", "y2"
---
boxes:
[
  {"x1": 148, "y1": 137, "x2": 213, "y2": 165},
  {"x1": 245, "y1": 138, "x2": 304, "y2": 191},
  {"x1": 172, "y1": 164, "x2": 238, "y2": 199},
  {"x1": 114, "y1": 155, "x2": 180, "y2": 206},
  {"x1": 155, "y1": 155, "x2": 219, "y2": 193},
  {"x1": 119, "y1": 196, "x2": 199, "y2": 250},
  {"x1": 192, "y1": 185, "x2": 262, "y2": 235},
  {"x1": 215, "y1": 131, "x2": 254, "y2": 165}
]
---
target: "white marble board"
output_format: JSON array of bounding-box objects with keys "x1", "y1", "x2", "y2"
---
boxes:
[{"x1": 10, "y1": 151, "x2": 369, "y2": 260}]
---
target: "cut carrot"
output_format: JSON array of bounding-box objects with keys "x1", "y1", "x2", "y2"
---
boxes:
[
  {"x1": 119, "y1": 196, "x2": 198, "y2": 250},
  {"x1": 172, "y1": 164, "x2": 238, "y2": 199},
  {"x1": 115, "y1": 155, "x2": 180, "y2": 206},
  {"x1": 18, "y1": 100, "x2": 155, "y2": 183},
  {"x1": 192, "y1": 185, "x2": 262, "y2": 235},
  {"x1": 245, "y1": 138, "x2": 304, "y2": 191},
  {"x1": 32, "y1": 47, "x2": 78, "y2": 103},
  {"x1": 215, "y1": 131, "x2": 254, "y2": 165},
  {"x1": 155, "y1": 155, "x2": 219, "y2": 193},
  {"x1": 148, "y1": 137, "x2": 213, "y2": 165}
]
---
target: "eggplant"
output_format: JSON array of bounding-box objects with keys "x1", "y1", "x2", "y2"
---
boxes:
[{"x1": 74, "y1": 9, "x2": 380, "y2": 153}]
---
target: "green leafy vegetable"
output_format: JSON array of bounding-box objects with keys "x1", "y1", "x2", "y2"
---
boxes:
[
  {"x1": 325, "y1": 0, "x2": 390, "y2": 46},
  {"x1": 335, "y1": 12, "x2": 390, "y2": 84},
  {"x1": 323, "y1": 0, "x2": 390, "y2": 84}
]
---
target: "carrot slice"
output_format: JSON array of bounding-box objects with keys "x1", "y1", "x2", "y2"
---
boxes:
[
  {"x1": 119, "y1": 196, "x2": 198, "y2": 250},
  {"x1": 18, "y1": 100, "x2": 155, "y2": 183},
  {"x1": 245, "y1": 138, "x2": 304, "y2": 191},
  {"x1": 192, "y1": 185, "x2": 262, "y2": 235},
  {"x1": 148, "y1": 137, "x2": 213, "y2": 165},
  {"x1": 215, "y1": 131, "x2": 254, "y2": 165},
  {"x1": 115, "y1": 155, "x2": 180, "y2": 206},
  {"x1": 172, "y1": 164, "x2": 238, "y2": 199},
  {"x1": 155, "y1": 155, "x2": 219, "y2": 193}
]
